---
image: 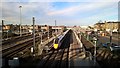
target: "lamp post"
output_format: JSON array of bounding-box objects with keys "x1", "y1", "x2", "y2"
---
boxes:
[
  {"x1": 48, "y1": 26, "x2": 49, "y2": 41},
  {"x1": 110, "y1": 30, "x2": 112, "y2": 44},
  {"x1": 93, "y1": 37, "x2": 97, "y2": 66},
  {"x1": 41, "y1": 30, "x2": 43, "y2": 44},
  {"x1": 2, "y1": 20, "x2": 4, "y2": 39},
  {"x1": 19, "y1": 5, "x2": 22, "y2": 36},
  {"x1": 110, "y1": 23, "x2": 113, "y2": 44},
  {"x1": 7, "y1": 30, "x2": 8, "y2": 39},
  {"x1": 33, "y1": 17, "x2": 35, "y2": 56},
  {"x1": 55, "y1": 20, "x2": 57, "y2": 36}
]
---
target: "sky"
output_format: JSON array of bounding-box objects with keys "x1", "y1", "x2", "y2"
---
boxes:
[{"x1": 1, "y1": 0, "x2": 120, "y2": 26}]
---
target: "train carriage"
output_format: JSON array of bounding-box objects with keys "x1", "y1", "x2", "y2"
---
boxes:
[{"x1": 53, "y1": 29, "x2": 70, "y2": 49}]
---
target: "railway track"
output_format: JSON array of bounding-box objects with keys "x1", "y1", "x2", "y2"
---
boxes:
[
  {"x1": 2, "y1": 34, "x2": 38, "y2": 52},
  {"x1": 2, "y1": 33, "x2": 33, "y2": 45},
  {"x1": 2, "y1": 32, "x2": 49, "y2": 46},
  {"x1": 2, "y1": 32, "x2": 53, "y2": 58},
  {"x1": 2, "y1": 36, "x2": 40, "y2": 58},
  {"x1": 18, "y1": 30, "x2": 72, "y2": 68}
]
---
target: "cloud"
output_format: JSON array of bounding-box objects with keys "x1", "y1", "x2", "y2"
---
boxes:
[
  {"x1": 1, "y1": 1, "x2": 118, "y2": 26},
  {"x1": 2, "y1": 0, "x2": 120, "y2": 2},
  {"x1": 87, "y1": 12, "x2": 117, "y2": 20},
  {"x1": 1, "y1": 2, "x2": 54, "y2": 24},
  {"x1": 20, "y1": 2, "x2": 53, "y2": 16},
  {"x1": 47, "y1": 2, "x2": 116, "y2": 16},
  {"x1": 50, "y1": 6, "x2": 118, "y2": 26},
  {"x1": 75, "y1": 10, "x2": 118, "y2": 26}
]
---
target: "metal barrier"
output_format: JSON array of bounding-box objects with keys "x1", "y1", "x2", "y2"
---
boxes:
[{"x1": 85, "y1": 51, "x2": 93, "y2": 60}]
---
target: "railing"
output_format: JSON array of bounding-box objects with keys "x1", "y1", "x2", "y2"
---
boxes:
[{"x1": 80, "y1": 32, "x2": 97, "y2": 45}]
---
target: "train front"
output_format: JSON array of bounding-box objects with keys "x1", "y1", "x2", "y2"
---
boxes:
[{"x1": 53, "y1": 38, "x2": 59, "y2": 49}]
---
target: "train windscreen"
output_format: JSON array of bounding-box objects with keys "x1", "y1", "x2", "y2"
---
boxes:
[{"x1": 55, "y1": 38, "x2": 59, "y2": 44}]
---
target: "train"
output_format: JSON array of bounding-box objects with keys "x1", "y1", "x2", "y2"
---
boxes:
[
  {"x1": 53, "y1": 35, "x2": 63, "y2": 49},
  {"x1": 53, "y1": 29, "x2": 70, "y2": 49}
]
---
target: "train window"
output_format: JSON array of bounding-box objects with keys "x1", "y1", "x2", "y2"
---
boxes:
[{"x1": 55, "y1": 38, "x2": 59, "y2": 44}]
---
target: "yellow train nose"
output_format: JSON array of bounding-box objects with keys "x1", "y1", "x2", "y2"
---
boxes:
[{"x1": 54, "y1": 44, "x2": 58, "y2": 49}]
